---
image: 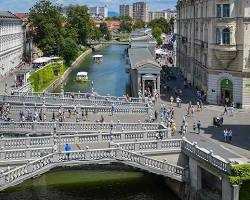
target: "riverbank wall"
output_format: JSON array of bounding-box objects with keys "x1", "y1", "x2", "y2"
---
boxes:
[{"x1": 45, "y1": 44, "x2": 109, "y2": 92}]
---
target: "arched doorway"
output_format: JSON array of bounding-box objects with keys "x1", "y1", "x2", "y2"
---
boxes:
[{"x1": 220, "y1": 79, "x2": 233, "y2": 106}]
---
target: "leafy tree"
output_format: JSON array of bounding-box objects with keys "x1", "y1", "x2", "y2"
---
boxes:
[
  {"x1": 62, "y1": 37, "x2": 79, "y2": 64},
  {"x1": 104, "y1": 31, "x2": 112, "y2": 41},
  {"x1": 120, "y1": 20, "x2": 133, "y2": 33},
  {"x1": 156, "y1": 36, "x2": 163, "y2": 45},
  {"x1": 152, "y1": 27, "x2": 162, "y2": 38},
  {"x1": 148, "y1": 17, "x2": 170, "y2": 33},
  {"x1": 29, "y1": 0, "x2": 65, "y2": 56},
  {"x1": 66, "y1": 5, "x2": 93, "y2": 45},
  {"x1": 133, "y1": 20, "x2": 145, "y2": 29}
]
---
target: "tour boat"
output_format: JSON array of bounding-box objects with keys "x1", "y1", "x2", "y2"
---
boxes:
[
  {"x1": 92, "y1": 55, "x2": 103, "y2": 63},
  {"x1": 76, "y1": 72, "x2": 88, "y2": 82}
]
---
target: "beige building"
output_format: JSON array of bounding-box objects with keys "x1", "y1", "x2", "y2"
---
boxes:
[
  {"x1": 133, "y1": 2, "x2": 149, "y2": 22},
  {"x1": 149, "y1": 10, "x2": 176, "y2": 22},
  {"x1": 120, "y1": 4, "x2": 133, "y2": 18},
  {"x1": 176, "y1": 0, "x2": 250, "y2": 108}
]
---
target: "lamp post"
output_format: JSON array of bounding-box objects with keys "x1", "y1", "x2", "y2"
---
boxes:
[{"x1": 91, "y1": 81, "x2": 94, "y2": 93}]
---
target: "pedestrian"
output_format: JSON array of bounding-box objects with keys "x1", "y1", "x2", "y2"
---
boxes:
[
  {"x1": 193, "y1": 123, "x2": 196, "y2": 133},
  {"x1": 52, "y1": 112, "x2": 55, "y2": 121},
  {"x1": 111, "y1": 104, "x2": 115, "y2": 116},
  {"x1": 191, "y1": 105, "x2": 195, "y2": 117},
  {"x1": 224, "y1": 129, "x2": 228, "y2": 142},
  {"x1": 170, "y1": 96, "x2": 174, "y2": 106},
  {"x1": 43, "y1": 113, "x2": 46, "y2": 122},
  {"x1": 222, "y1": 105, "x2": 228, "y2": 116},
  {"x1": 176, "y1": 96, "x2": 181, "y2": 107},
  {"x1": 228, "y1": 129, "x2": 232, "y2": 143},
  {"x1": 68, "y1": 109, "x2": 71, "y2": 118},
  {"x1": 64, "y1": 144, "x2": 71, "y2": 160},
  {"x1": 196, "y1": 101, "x2": 200, "y2": 111},
  {"x1": 154, "y1": 110, "x2": 158, "y2": 120},
  {"x1": 197, "y1": 121, "x2": 201, "y2": 134},
  {"x1": 85, "y1": 110, "x2": 88, "y2": 118}
]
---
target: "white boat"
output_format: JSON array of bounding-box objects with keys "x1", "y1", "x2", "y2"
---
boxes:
[
  {"x1": 76, "y1": 72, "x2": 88, "y2": 82},
  {"x1": 92, "y1": 55, "x2": 103, "y2": 62}
]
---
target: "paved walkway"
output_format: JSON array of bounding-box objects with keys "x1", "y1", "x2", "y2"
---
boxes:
[{"x1": 158, "y1": 67, "x2": 250, "y2": 161}]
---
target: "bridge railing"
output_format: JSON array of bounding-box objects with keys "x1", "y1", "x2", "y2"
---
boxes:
[
  {"x1": 0, "y1": 148, "x2": 186, "y2": 190},
  {"x1": 0, "y1": 122, "x2": 161, "y2": 134},
  {"x1": 0, "y1": 129, "x2": 167, "y2": 149},
  {"x1": 0, "y1": 94, "x2": 146, "y2": 107},
  {"x1": 182, "y1": 138, "x2": 230, "y2": 173},
  {"x1": 9, "y1": 104, "x2": 150, "y2": 114},
  {"x1": 16, "y1": 92, "x2": 142, "y2": 103},
  {"x1": 0, "y1": 147, "x2": 53, "y2": 160}
]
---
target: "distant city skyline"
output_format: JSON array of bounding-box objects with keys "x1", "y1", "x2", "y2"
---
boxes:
[{"x1": 0, "y1": 0, "x2": 176, "y2": 13}]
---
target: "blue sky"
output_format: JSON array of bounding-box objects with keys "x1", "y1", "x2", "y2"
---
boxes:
[{"x1": 0, "y1": 0, "x2": 176, "y2": 13}]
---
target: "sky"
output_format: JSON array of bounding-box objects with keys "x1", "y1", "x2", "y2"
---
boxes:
[{"x1": 0, "y1": 0, "x2": 176, "y2": 13}]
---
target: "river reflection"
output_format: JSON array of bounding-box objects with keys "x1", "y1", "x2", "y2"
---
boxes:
[
  {"x1": 0, "y1": 166, "x2": 180, "y2": 200},
  {"x1": 62, "y1": 45, "x2": 129, "y2": 96}
]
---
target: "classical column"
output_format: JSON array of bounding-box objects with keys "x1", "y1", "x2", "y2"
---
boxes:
[
  {"x1": 153, "y1": 80, "x2": 156, "y2": 95},
  {"x1": 142, "y1": 80, "x2": 145, "y2": 96},
  {"x1": 138, "y1": 74, "x2": 141, "y2": 92},
  {"x1": 157, "y1": 76, "x2": 160, "y2": 94}
]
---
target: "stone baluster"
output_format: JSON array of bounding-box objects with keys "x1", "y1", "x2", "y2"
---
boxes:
[{"x1": 25, "y1": 146, "x2": 30, "y2": 160}]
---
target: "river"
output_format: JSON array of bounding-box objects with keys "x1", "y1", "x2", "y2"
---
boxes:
[
  {"x1": 62, "y1": 45, "x2": 130, "y2": 96},
  {"x1": 0, "y1": 165, "x2": 180, "y2": 200}
]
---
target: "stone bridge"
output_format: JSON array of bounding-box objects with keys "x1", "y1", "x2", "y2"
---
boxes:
[{"x1": 88, "y1": 41, "x2": 129, "y2": 45}]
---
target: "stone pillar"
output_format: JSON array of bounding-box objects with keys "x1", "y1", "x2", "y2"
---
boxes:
[
  {"x1": 157, "y1": 76, "x2": 160, "y2": 94},
  {"x1": 142, "y1": 80, "x2": 145, "y2": 96},
  {"x1": 153, "y1": 80, "x2": 156, "y2": 95},
  {"x1": 189, "y1": 157, "x2": 202, "y2": 191},
  {"x1": 138, "y1": 74, "x2": 141, "y2": 92},
  {"x1": 222, "y1": 176, "x2": 234, "y2": 200}
]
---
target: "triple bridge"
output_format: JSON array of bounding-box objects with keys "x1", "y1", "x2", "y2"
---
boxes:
[{"x1": 0, "y1": 92, "x2": 237, "y2": 200}]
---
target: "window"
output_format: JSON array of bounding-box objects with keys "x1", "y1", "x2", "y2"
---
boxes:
[
  {"x1": 223, "y1": 4, "x2": 230, "y2": 17},
  {"x1": 216, "y1": 28, "x2": 221, "y2": 44},
  {"x1": 222, "y1": 28, "x2": 230, "y2": 44},
  {"x1": 217, "y1": 4, "x2": 221, "y2": 17},
  {"x1": 217, "y1": 4, "x2": 230, "y2": 17}
]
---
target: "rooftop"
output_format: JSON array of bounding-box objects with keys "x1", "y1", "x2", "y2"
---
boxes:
[
  {"x1": 128, "y1": 48, "x2": 160, "y2": 69},
  {"x1": 0, "y1": 11, "x2": 18, "y2": 18}
]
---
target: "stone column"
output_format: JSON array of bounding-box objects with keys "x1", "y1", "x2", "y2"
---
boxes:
[
  {"x1": 138, "y1": 74, "x2": 141, "y2": 93},
  {"x1": 157, "y1": 76, "x2": 160, "y2": 94},
  {"x1": 142, "y1": 80, "x2": 145, "y2": 96},
  {"x1": 153, "y1": 80, "x2": 156, "y2": 95},
  {"x1": 189, "y1": 157, "x2": 202, "y2": 191},
  {"x1": 222, "y1": 176, "x2": 233, "y2": 200}
]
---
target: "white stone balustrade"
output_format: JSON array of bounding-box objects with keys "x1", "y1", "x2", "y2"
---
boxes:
[
  {"x1": 0, "y1": 122, "x2": 161, "y2": 134},
  {"x1": 0, "y1": 94, "x2": 146, "y2": 107},
  {"x1": 17, "y1": 92, "x2": 142, "y2": 103},
  {"x1": 0, "y1": 129, "x2": 167, "y2": 149},
  {"x1": 181, "y1": 138, "x2": 230, "y2": 173},
  {"x1": 9, "y1": 104, "x2": 150, "y2": 114}
]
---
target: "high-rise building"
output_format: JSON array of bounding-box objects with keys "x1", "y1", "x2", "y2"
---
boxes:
[
  {"x1": 119, "y1": 4, "x2": 133, "y2": 18},
  {"x1": 0, "y1": 11, "x2": 24, "y2": 76},
  {"x1": 88, "y1": 5, "x2": 108, "y2": 19},
  {"x1": 148, "y1": 11, "x2": 168, "y2": 22},
  {"x1": 132, "y1": 2, "x2": 149, "y2": 22},
  {"x1": 176, "y1": 0, "x2": 250, "y2": 108}
]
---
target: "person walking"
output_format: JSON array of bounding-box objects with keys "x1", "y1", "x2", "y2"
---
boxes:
[
  {"x1": 64, "y1": 144, "x2": 71, "y2": 160},
  {"x1": 222, "y1": 105, "x2": 228, "y2": 116},
  {"x1": 191, "y1": 105, "x2": 195, "y2": 117},
  {"x1": 111, "y1": 104, "x2": 115, "y2": 116},
  {"x1": 228, "y1": 129, "x2": 232, "y2": 143},
  {"x1": 193, "y1": 123, "x2": 196, "y2": 133},
  {"x1": 170, "y1": 96, "x2": 174, "y2": 106},
  {"x1": 43, "y1": 113, "x2": 46, "y2": 122},
  {"x1": 197, "y1": 121, "x2": 201, "y2": 134},
  {"x1": 223, "y1": 129, "x2": 228, "y2": 142}
]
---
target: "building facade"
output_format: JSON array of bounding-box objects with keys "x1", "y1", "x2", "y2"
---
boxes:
[
  {"x1": 176, "y1": 0, "x2": 250, "y2": 108},
  {"x1": 149, "y1": 11, "x2": 168, "y2": 22},
  {"x1": 133, "y1": 2, "x2": 149, "y2": 22},
  {"x1": 120, "y1": 4, "x2": 133, "y2": 18},
  {"x1": 0, "y1": 12, "x2": 24, "y2": 76},
  {"x1": 89, "y1": 5, "x2": 108, "y2": 19}
]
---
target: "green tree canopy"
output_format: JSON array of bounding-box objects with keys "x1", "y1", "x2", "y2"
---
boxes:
[
  {"x1": 148, "y1": 17, "x2": 170, "y2": 33},
  {"x1": 29, "y1": 0, "x2": 65, "y2": 56},
  {"x1": 120, "y1": 20, "x2": 133, "y2": 33},
  {"x1": 133, "y1": 20, "x2": 145, "y2": 29},
  {"x1": 62, "y1": 37, "x2": 79, "y2": 65},
  {"x1": 152, "y1": 27, "x2": 163, "y2": 38},
  {"x1": 66, "y1": 5, "x2": 94, "y2": 45}
]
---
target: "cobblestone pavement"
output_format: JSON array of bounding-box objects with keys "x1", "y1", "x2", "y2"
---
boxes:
[{"x1": 158, "y1": 67, "x2": 250, "y2": 161}]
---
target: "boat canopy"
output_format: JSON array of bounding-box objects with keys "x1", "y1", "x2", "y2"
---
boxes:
[
  {"x1": 77, "y1": 72, "x2": 88, "y2": 76},
  {"x1": 93, "y1": 55, "x2": 103, "y2": 58}
]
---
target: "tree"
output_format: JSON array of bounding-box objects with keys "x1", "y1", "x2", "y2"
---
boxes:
[
  {"x1": 152, "y1": 27, "x2": 162, "y2": 38},
  {"x1": 62, "y1": 37, "x2": 79, "y2": 64},
  {"x1": 29, "y1": 0, "x2": 65, "y2": 56},
  {"x1": 133, "y1": 20, "x2": 145, "y2": 30},
  {"x1": 148, "y1": 17, "x2": 170, "y2": 33},
  {"x1": 156, "y1": 36, "x2": 163, "y2": 45},
  {"x1": 120, "y1": 20, "x2": 133, "y2": 33},
  {"x1": 66, "y1": 5, "x2": 93, "y2": 45},
  {"x1": 99, "y1": 22, "x2": 109, "y2": 35}
]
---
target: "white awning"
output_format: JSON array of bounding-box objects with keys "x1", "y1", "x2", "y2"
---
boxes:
[
  {"x1": 93, "y1": 55, "x2": 103, "y2": 58},
  {"x1": 33, "y1": 57, "x2": 51, "y2": 64},
  {"x1": 77, "y1": 72, "x2": 88, "y2": 76}
]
